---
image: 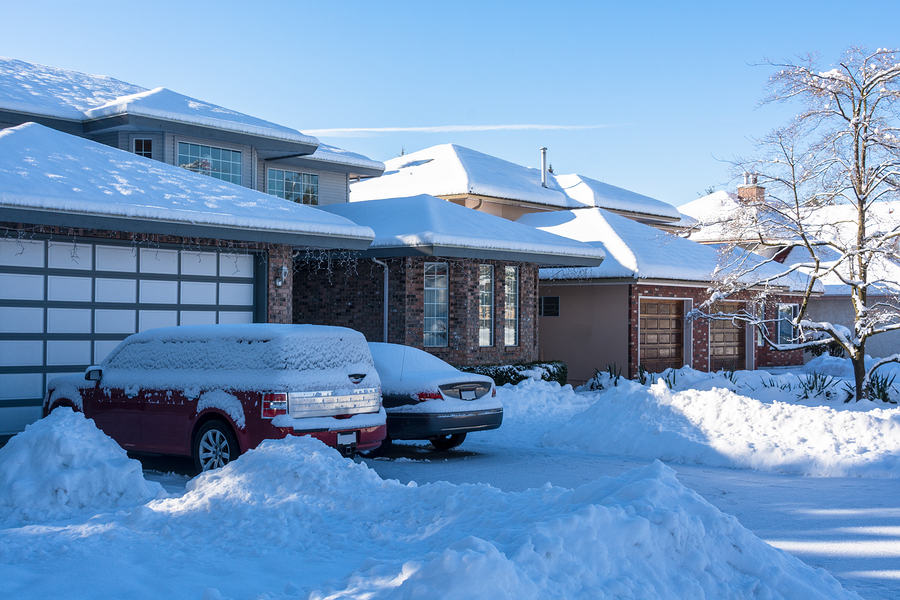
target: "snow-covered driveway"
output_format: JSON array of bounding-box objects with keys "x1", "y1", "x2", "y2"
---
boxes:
[{"x1": 366, "y1": 440, "x2": 900, "y2": 600}]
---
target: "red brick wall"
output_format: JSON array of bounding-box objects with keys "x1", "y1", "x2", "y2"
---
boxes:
[
  {"x1": 628, "y1": 283, "x2": 804, "y2": 376},
  {"x1": 293, "y1": 255, "x2": 539, "y2": 367},
  {"x1": 1, "y1": 221, "x2": 292, "y2": 325}
]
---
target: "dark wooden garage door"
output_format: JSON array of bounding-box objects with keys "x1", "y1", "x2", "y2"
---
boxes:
[
  {"x1": 639, "y1": 300, "x2": 683, "y2": 372},
  {"x1": 709, "y1": 302, "x2": 746, "y2": 371}
]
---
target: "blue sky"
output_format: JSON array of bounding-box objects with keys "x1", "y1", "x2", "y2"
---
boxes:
[{"x1": 3, "y1": 1, "x2": 897, "y2": 206}]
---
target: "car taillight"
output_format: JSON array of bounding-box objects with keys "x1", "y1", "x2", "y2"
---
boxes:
[
  {"x1": 416, "y1": 391, "x2": 442, "y2": 402},
  {"x1": 262, "y1": 393, "x2": 288, "y2": 418},
  {"x1": 492, "y1": 387, "x2": 496, "y2": 397}
]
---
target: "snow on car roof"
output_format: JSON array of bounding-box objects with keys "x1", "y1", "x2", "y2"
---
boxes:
[
  {"x1": 519, "y1": 208, "x2": 815, "y2": 291},
  {"x1": 555, "y1": 173, "x2": 680, "y2": 220},
  {"x1": 122, "y1": 323, "x2": 363, "y2": 344},
  {"x1": 350, "y1": 143, "x2": 577, "y2": 208},
  {"x1": 322, "y1": 194, "x2": 606, "y2": 265},
  {"x1": 0, "y1": 123, "x2": 374, "y2": 244}
]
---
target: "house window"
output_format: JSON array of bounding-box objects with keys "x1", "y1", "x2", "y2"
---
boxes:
[
  {"x1": 777, "y1": 304, "x2": 799, "y2": 345},
  {"x1": 539, "y1": 296, "x2": 559, "y2": 317},
  {"x1": 424, "y1": 262, "x2": 449, "y2": 347},
  {"x1": 267, "y1": 169, "x2": 319, "y2": 205},
  {"x1": 177, "y1": 142, "x2": 242, "y2": 185},
  {"x1": 478, "y1": 265, "x2": 494, "y2": 346},
  {"x1": 133, "y1": 138, "x2": 152, "y2": 158},
  {"x1": 504, "y1": 266, "x2": 519, "y2": 346}
]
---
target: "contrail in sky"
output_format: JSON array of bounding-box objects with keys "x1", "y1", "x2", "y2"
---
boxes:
[{"x1": 304, "y1": 124, "x2": 614, "y2": 137}]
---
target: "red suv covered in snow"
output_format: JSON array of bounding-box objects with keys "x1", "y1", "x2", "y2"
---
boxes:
[{"x1": 43, "y1": 324, "x2": 386, "y2": 471}]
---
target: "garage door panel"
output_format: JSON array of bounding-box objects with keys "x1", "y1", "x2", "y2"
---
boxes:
[
  {"x1": 94, "y1": 339, "x2": 123, "y2": 364},
  {"x1": 95, "y1": 309, "x2": 136, "y2": 334},
  {"x1": 181, "y1": 281, "x2": 217, "y2": 304},
  {"x1": 220, "y1": 253, "x2": 253, "y2": 277},
  {"x1": 0, "y1": 307, "x2": 44, "y2": 333},
  {"x1": 96, "y1": 278, "x2": 136, "y2": 303},
  {"x1": 219, "y1": 282, "x2": 254, "y2": 306},
  {"x1": 0, "y1": 239, "x2": 43, "y2": 267},
  {"x1": 180, "y1": 311, "x2": 217, "y2": 326},
  {"x1": 0, "y1": 273, "x2": 43, "y2": 300},
  {"x1": 48, "y1": 308, "x2": 91, "y2": 333},
  {"x1": 219, "y1": 311, "x2": 253, "y2": 324},
  {"x1": 139, "y1": 310, "x2": 177, "y2": 331},
  {"x1": 0, "y1": 340, "x2": 43, "y2": 366},
  {"x1": 0, "y1": 373, "x2": 43, "y2": 400},
  {"x1": 140, "y1": 248, "x2": 178, "y2": 274},
  {"x1": 181, "y1": 251, "x2": 217, "y2": 276},
  {"x1": 47, "y1": 340, "x2": 92, "y2": 365},
  {"x1": 96, "y1": 245, "x2": 136, "y2": 272},
  {"x1": 48, "y1": 275, "x2": 92, "y2": 302},
  {"x1": 48, "y1": 241, "x2": 92, "y2": 270},
  {"x1": 140, "y1": 280, "x2": 178, "y2": 304}
]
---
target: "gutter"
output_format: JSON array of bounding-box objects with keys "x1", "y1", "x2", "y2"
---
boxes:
[{"x1": 372, "y1": 258, "x2": 389, "y2": 342}]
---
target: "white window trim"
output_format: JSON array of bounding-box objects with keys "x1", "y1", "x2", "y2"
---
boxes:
[
  {"x1": 478, "y1": 264, "x2": 494, "y2": 347},
  {"x1": 504, "y1": 266, "x2": 519, "y2": 347},
  {"x1": 423, "y1": 262, "x2": 449, "y2": 348},
  {"x1": 265, "y1": 166, "x2": 320, "y2": 205}
]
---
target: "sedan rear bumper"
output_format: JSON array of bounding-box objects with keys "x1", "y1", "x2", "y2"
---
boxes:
[{"x1": 387, "y1": 408, "x2": 503, "y2": 440}]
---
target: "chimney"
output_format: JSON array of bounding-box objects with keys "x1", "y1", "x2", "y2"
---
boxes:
[
  {"x1": 737, "y1": 172, "x2": 765, "y2": 204},
  {"x1": 540, "y1": 147, "x2": 548, "y2": 188}
]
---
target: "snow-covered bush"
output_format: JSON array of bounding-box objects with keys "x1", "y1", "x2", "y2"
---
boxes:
[{"x1": 460, "y1": 360, "x2": 567, "y2": 386}]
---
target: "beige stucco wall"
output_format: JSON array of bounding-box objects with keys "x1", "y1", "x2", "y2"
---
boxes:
[
  {"x1": 539, "y1": 282, "x2": 630, "y2": 384},
  {"x1": 806, "y1": 295, "x2": 900, "y2": 359}
]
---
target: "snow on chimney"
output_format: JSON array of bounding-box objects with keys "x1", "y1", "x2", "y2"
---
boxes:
[
  {"x1": 737, "y1": 172, "x2": 765, "y2": 204},
  {"x1": 540, "y1": 147, "x2": 548, "y2": 188}
]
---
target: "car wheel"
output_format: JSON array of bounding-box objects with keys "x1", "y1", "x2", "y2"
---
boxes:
[
  {"x1": 359, "y1": 435, "x2": 392, "y2": 458},
  {"x1": 429, "y1": 432, "x2": 466, "y2": 451},
  {"x1": 193, "y1": 420, "x2": 239, "y2": 472}
]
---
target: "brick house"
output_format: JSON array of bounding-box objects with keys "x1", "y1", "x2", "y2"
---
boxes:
[
  {"x1": 0, "y1": 58, "x2": 383, "y2": 434},
  {"x1": 519, "y1": 208, "x2": 813, "y2": 384},
  {"x1": 294, "y1": 195, "x2": 604, "y2": 366},
  {"x1": 681, "y1": 180, "x2": 900, "y2": 359}
]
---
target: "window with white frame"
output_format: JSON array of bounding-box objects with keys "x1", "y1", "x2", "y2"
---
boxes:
[
  {"x1": 133, "y1": 138, "x2": 152, "y2": 158},
  {"x1": 177, "y1": 142, "x2": 242, "y2": 185},
  {"x1": 424, "y1": 262, "x2": 449, "y2": 347},
  {"x1": 478, "y1": 265, "x2": 494, "y2": 346},
  {"x1": 777, "y1": 304, "x2": 799, "y2": 345},
  {"x1": 504, "y1": 266, "x2": 519, "y2": 346},
  {"x1": 267, "y1": 169, "x2": 319, "y2": 205}
]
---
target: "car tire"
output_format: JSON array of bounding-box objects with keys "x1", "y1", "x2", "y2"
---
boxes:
[
  {"x1": 429, "y1": 432, "x2": 466, "y2": 451},
  {"x1": 359, "y1": 435, "x2": 392, "y2": 458},
  {"x1": 193, "y1": 420, "x2": 239, "y2": 473}
]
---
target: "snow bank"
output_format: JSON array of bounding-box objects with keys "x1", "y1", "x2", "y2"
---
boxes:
[
  {"x1": 0, "y1": 434, "x2": 856, "y2": 598},
  {"x1": 0, "y1": 408, "x2": 162, "y2": 525},
  {"x1": 544, "y1": 379, "x2": 900, "y2": 477}
]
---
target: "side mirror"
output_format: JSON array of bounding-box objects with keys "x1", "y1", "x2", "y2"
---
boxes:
[{"x1": 84, "y1": 366, "x2": 103, "y2": 382}]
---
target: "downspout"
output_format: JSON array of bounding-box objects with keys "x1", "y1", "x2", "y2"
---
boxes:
[{"x1": 372, "y1": 258, "x2": 389, "y2": 342}]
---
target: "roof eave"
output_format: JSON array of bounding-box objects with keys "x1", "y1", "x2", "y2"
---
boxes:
[
  {"x1": 358, "y1": 244, "x2": 604, "y2": 266},
  {"x1": 0, "y1": 206, "x2": 373, "y2": 250}
]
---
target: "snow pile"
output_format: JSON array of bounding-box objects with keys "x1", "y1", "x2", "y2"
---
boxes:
[
  {"x1": 544, "y1": 379, "x2": 900, "y2": 477},
  {"x1": 101, "y1": 324, "x2": 380, "y2": 395},
  {"x1": 491, "y1": 379, "x2": 595, "y2": 446},
  {"x1": 196, "y1": 390, "x2": 245, "y2": 429},
  {"x1": 0, "y1": 434, "x2": 854, "y2": 598},
  {"x1": 0, "y1": 408, "x2": 162, "y2": 525}
]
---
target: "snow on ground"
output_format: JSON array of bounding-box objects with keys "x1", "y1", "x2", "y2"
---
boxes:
[
  {"x1": 0, "y1": 408, "x2": 162, "y2": 526},
  {"x1": 0, "y1": 432, "x2": 854, "y2": 599}
]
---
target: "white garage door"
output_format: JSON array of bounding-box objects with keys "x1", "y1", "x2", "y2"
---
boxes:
[{"x1": 0, "y1": 237, "x2": 262, "y2": 434}]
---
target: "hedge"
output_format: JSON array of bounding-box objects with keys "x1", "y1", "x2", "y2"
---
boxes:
[{"x1": 459, "y1": 361, "x2": 567, "y2": 386}]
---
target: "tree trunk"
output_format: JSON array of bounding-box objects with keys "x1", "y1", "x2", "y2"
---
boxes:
[{"x1": 852, "y1": 349, "x2": 867, "y2": 401}]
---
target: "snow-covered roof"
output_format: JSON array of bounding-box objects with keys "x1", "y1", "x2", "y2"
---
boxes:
[
  {"x1": 0, "y1": 57, "x2": 317, "y2": 145},
  {"x1": 303, "y1": 142, "x2": 385, "y2": 173},
  {"x1": 679, "y1": 190, "x2": 796, "y2": 243},
  {"x1": 518, "y1": 208, "x2": 813, "y2": 291},
  {"x1": 554, "y1": 173, "x2": 680, "y2": 220},
  {"x1": 322, "y1": 195, "x2": 605, "y2": 266},
  {"x1": 0, "y1": 123, "x2": 374, "y2": 247},
  {"x1": 82, "y1": 87, "x2": 317, "y2": 145},
  {"x1": 350, "y1": 144, "x2": 577, "y2": 208}
]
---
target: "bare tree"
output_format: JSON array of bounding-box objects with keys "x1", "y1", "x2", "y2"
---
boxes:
[{"x1": 700, "y1": 48, "x2": 900, "y2": 400}]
